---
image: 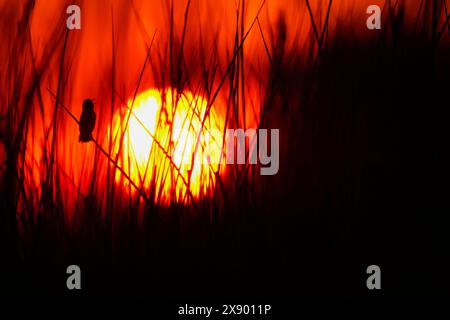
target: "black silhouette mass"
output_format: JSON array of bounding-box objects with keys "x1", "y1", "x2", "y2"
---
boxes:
[{"x1": 79, "y1": 99, "x2": 96, "y2": 142}]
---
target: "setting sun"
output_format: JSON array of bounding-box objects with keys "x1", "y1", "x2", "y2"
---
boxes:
[{"x1": 108, "y1": 88, "x2": 225, "y2": 205}]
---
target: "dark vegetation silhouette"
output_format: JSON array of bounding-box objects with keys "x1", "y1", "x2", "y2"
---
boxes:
[{"x1": 0, "y1": 0, "x2": 449, "y2": 300}]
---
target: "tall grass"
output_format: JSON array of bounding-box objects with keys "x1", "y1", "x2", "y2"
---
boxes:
[{"x1": 1, "y1": 0, "x2": 450, "y2": 299}]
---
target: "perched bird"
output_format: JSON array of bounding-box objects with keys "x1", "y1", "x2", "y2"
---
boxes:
[{"x1": 79, "y1": 99, "x2": 96, "y2": 142}]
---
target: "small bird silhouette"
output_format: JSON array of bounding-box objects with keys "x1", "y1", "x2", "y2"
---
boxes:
[{"x1": 79, "y1": 99, "x2": 96, "y2": 142}]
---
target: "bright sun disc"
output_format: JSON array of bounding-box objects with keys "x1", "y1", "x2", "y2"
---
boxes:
[{"x1": 109, "y1": 88, "x2": 225, "y2": 205}]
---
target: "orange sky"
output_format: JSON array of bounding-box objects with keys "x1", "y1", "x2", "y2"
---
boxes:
[{"x1": 0, "y1": 0, "x2": 445, "y2": 215}]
